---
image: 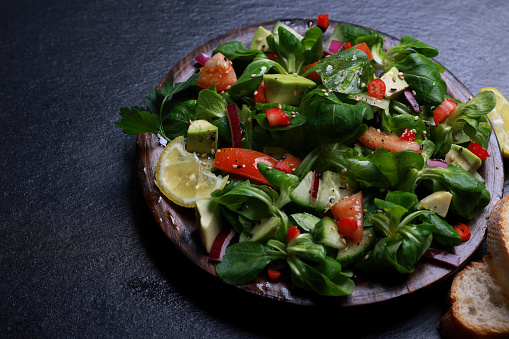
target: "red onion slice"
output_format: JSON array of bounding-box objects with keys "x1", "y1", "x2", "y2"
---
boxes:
[
  {"x1": 310, "y1": 170, "x2": 319, "y2": 201},
  {"x1": 404, "y1": 88, "x2": 423, "y2": 113},
  {"x1": 194, "y1": 53, "x2": 211, "y2": 66},
  {"x1": 208, "y1": 229, "x2": 235, "y2": 262},
  {"x1": 423, "y1": 248, "x2": 460, "y2": 267},
  {"x1": 427, "y1": 159, "x2": 448, "y2": 168},
  {"x1": 226, "y1": 104, "x2": 243, "y2": 148},
  {"x1": 323, "y1": 40, "x2": 344, "y2": 56}
]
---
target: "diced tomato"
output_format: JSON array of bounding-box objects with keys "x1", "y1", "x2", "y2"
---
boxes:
[
  {"x1": 214, "y1": 148, "x2": 278, "y2": 185},
  {"x1": 267, "y1": 268, "x2": 281, "y2": 280},
  {"x1": 359, "y1": 126, "x2": 423, "y2": 153},
  {"x1": 337, "y1": 218, "x2": 358, "y2": 237},
  {"x1": 330, "y1": 191, "x2": 364, "y2": 242},
  {"x1": 267, "y1": 52, "x2": 276, "y2": 60},
  {"x1": 367, "y1": 78, "x2": 386, "y2": 99},
  {"x1": 195, "y1": 52, "x2": 237, "y2": 92},
  {"x1": 286, "y1": 225, "x2": 301, "y2": 243},
  {"x1": 254, "y1": 81, "x2": 266, "y2": 103},
  {"x1": 317, "y1": 14, "x2": 329, "y2": 30},
  {"x1": 265, "y1": 108, "x2": 292, "y2": 127},
  {"x1": 400, "y1": 128, "x2": 416, "y2": 141},
  {"x1": 467, "y1": 141, "x2": 490, "y2": 161},
  {"x1": 352, "y1": 42, "x2": 373, "y2": 61},
  {"x1": 274, "y1": 153, "x2": 302, "y2": 174},
  {"x1": 344, "y1": 42, "x2": 352, "y2": 49},
  {"x1": 453, "y1": 223, "x2": 471, "y2": 242},
  {"x1": 302, "y1": 61, "x2": 321, "y2": 82},
  {"x1": 433, "y1": 99, "x2": 458, "y2": 125}
]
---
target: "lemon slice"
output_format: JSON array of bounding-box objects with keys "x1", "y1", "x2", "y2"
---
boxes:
[
  {"x1": 155, "y1": 136, "x2": 228, "y2": 207},
  {"x1": 481, "y1": 87, "x2": 509, "y2": 158}
]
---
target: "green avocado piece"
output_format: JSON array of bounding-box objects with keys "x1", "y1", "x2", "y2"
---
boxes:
[
  {"x1": 186, "y1": 120, "x2": 218, "y2": 154},
  {"x1": 417, "y1": 190, "x2": 453, "y2": 218},
  {"x1": 248, "y1": 216, "x2": 280, "y2": 243},
  {"x1": 263, "y1": 73, "x2": 316, "y2": 106},
  {"x1": 380, "y1": 66, "x2": 408, "y2": 99},
  {"x1": 250, "y1": 26, "x2": 272, "y2": 52},
  {"x1": 444, "y1": 144, "x2": 482, "y2": 173},
  {"x1": 195, "y1": 199, "x2": 222, "y2": 253}
]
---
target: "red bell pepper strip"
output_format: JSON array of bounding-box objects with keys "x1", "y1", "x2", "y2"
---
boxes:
[
  {"x1": 214, "y1": 148, "x2": 278, "y2": 185},
  {"x1": 265, "y1": 108, "x2": 292, "y2": 128},
  {"x1": 433, "y1": 99, "x2": 458, "y2": 125},
  {"x1": 286, "y1": 225, "x2": 301, "y2": 243},
  {"x1": 352, "y1": 42, "x2": 373, "y2": 60},
  {"x1": 274, "y1": 153, "x2": 302, "y2": 174},
  {"x1": 267, "y1": 268, "x2": 282, "y2": 280},
  {"x1": 453, "y1": 222, "x2": 471, "y2": 242},
  {"x1": 467, "y1": 142, "x2": 490, "y2": 161}
]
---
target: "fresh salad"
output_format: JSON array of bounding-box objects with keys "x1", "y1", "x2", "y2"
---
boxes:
[{"x1": 116, "y1": 16, "x2": 497, "y2": 297}]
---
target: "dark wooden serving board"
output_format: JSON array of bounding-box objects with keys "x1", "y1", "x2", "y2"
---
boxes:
[{"x1": 136, "y1": 19, "x2": 505, "y2": 306}]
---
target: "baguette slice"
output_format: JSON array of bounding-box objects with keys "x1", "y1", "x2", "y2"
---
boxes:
[
  {"x1": 439, "y1": 255, "x2": 509, "y2": 338},
  {"x1": 487, "y1": 194, "x2": 509, "y2": 295}
]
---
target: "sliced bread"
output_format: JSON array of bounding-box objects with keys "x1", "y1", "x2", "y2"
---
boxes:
[
  {"x1": 440, "y1": 194, "x2": 509, "y2": 338},
  {"x1": 487, "y1": 194, "x2": 509, "y2": 296},
  {"x1": 440, "y1": 255, "x2": 509, "y2": 338}
]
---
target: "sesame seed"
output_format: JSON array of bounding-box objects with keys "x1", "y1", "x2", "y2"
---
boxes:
[
  {"x1": 361, "y1": 82, "x2": 366, "y2": 88},
  {"x1": 247, "y1": 117, "x2": 252, "y2": 122},
  {"x1": 412, "y1": 90, "x2": 417, "y2": 96},
  {"x1": 321, "y1": 89, "x2": 327, "y2": 92},
  {"x1": 216, "y1": 149, "x2": 221, "y2": 153},
  {"x1": 253, "y1": 90, "x2": 258, "y2": 95},
  {"x1": 232, "y1": 164, "x2": 238, "y2": 168},
  {"x1": 399, "y1": 74, "x2": 405, "y2": 80},
  {"x1": 267, "y1": 166, "x2": 273, "y2": 170},
  {"x1": 201, "y1": 162, "x2": 207, "y2": 166},
  {"x1": 414, "y1": 115, "x2": 419, "y2": 121},
  {"x1": 241, "y1": 137, "x2": 246, "y2": 142},
  {"x1": 211, "y1": 149, "x2": 215, "y2": 154},
  {"x1": 355, "y1": 96, "x2": 361, "y2": 101},
  {"x1": 324, "y1": 92, "x2": 329, "y2": 97},
  {"x1": 256, "y1": 37, "x2": 263, "y2": 42},
  {"x1": 226, "y1": 85, "x2": 231, "y2": 90},
  {"x1": 341, "y1": 169, "x2": 347, "y2": 173},
  {"x1": 278, "y1": 104, "x2": 282, "y2": 109},
  {"x1": 364, "y1": 254, "x2": 369, "y2": 260},
  {"x1": 392, "y1": 76, "x2": 397, "y2": 82},
  {"x1": 251, "y1": 74, "x2": 257, "y2": 77},
  {"x1": 450, "y1": 154, "x2": 455, "y2": 161},
  {"x1": 293, "y1": 89, "x2": 297, "y2": 96}
]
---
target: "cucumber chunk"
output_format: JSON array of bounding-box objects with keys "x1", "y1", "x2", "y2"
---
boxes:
[
  {"x1": 313, "y1": 216, "x2": 346, "y2": 250},
  {"x1": 336, "y1": 228, "x2": 376, "y2": 266}
]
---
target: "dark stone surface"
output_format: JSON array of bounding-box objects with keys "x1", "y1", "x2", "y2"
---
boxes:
[{"x1": 1, "y1": 0, "x2": 508, "y2": 337}]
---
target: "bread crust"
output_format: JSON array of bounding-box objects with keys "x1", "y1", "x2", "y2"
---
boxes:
[{"x1": 440, "y1": 194, "x2": 509, "y2": 339}]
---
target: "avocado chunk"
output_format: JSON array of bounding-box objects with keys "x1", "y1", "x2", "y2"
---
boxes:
[
  {"x1": 248, "y1": 216, "x2": 280, "y2": 243},
  {"x1": 186, "y1": 120, "x2": 218, "y2": 154},
  {"x1": 444, "y1": 144, "x2": 482, "y2": 173},
  {"x1": 417, "y1": 190, "x2": 453, "y2": 218},
  {"x1": 250, "y1": 26, "x2": 272, "y2": 52},
  {"x1": 380, "y1": 66, "x2": 408, "y2": 99},
  {"x1": 264, "y1": 73, "x2": 316, "y2": 106},
  {"x1": 195, "y1": 199, "x2": 222, "y2": 253}
]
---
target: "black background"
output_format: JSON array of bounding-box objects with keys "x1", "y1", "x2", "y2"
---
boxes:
[{"x1": 2, "y1": 0, "x2": 508, "y2": 337}]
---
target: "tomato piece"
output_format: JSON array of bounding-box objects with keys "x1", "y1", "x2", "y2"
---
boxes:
[
  {"x1": 359, "y1": 126, "x2": 423, "y2": 153},
  {"x1": 214, "y1": 148, "x2": 278, "y2": 185},
  {"x1": 274, "y1": 153, "x2": 302, "y2": 174},
  {"x1": 302, "y1": 61, "x2": 321, "y2": 82},
  {"x1": 254, "y1": 81, "x2": 267, "y2": 103},
  {"x1": 267, "y1": 268, "x2": 282, "y2": 280},
  {"x1": 265, "y1": 108, "x2": 292, "y2": 127},
  {"x1": 344, "y1": 42, "x2": 352, "y2": 49},
  {"x1": 433, "y1": 99, "x2": 458, "y2": 125},
  {"x1": 267, "y1": 52, "x2": 276, "y2": 60},
  {"x1": 367, "y1": 78, "x2": 386, "y2": 99},
  {"x1": 330, "y1": 191, "x2": 364, "y2": 242},
  {"x1": 467, "y1": 141, "x2": 490, "y2": 161},
  {"x1": 400, "y1": 128, "x2": 416, "y2": 141},
  {"x1": 352, "y1": 42, "x2": 373, "y2": 61},
  {"x1": 317, "y1": 14, "x2": 329, "y2": 30},
  {"x1": 195, "y1": 52, "x2": 237, "y2": 92},
  {"x1": 453, "y1": 223, "x2": 471, "y2": 242},
  {"x1": 337, "y1": 218, "x2": 358, "y2": 238},
  {"x1": 286, "y1": 225, "x2": 301, "y2": 243}
]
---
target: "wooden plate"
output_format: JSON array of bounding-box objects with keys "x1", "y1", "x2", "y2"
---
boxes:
[{"x1": 136, "y1": 19, "x2": 505, "y2": 306}]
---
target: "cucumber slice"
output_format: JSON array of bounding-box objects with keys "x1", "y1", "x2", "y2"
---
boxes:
[
  {"x1": 313, "y1": 216, "x2": 346, "y2": 250},
  {"x1": 336, "y1": 228, "x2": 376, "y2": 267},
  {"x1": 290, "y1": 213, "x2": 320, "y2": 232},
  {"x1": 289, "y1": 170, "x2": 357, "y2": 212}
]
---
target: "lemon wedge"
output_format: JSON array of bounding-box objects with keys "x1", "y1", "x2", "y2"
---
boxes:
[
  {"x1": 155, "y1": 136, "x2": 228, "y2": 208},
  {"x1": 481, "y1": 87, "x2": 509, "y2": 158}
]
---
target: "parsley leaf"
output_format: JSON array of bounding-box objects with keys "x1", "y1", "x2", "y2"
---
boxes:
[{"x1": 115, "y1": 106, "x2": 158, "y2": 135}]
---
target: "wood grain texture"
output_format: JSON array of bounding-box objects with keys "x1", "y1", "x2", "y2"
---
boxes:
[{"x1": 136, "y1": 19, "x2": 504, "y2": 306}]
